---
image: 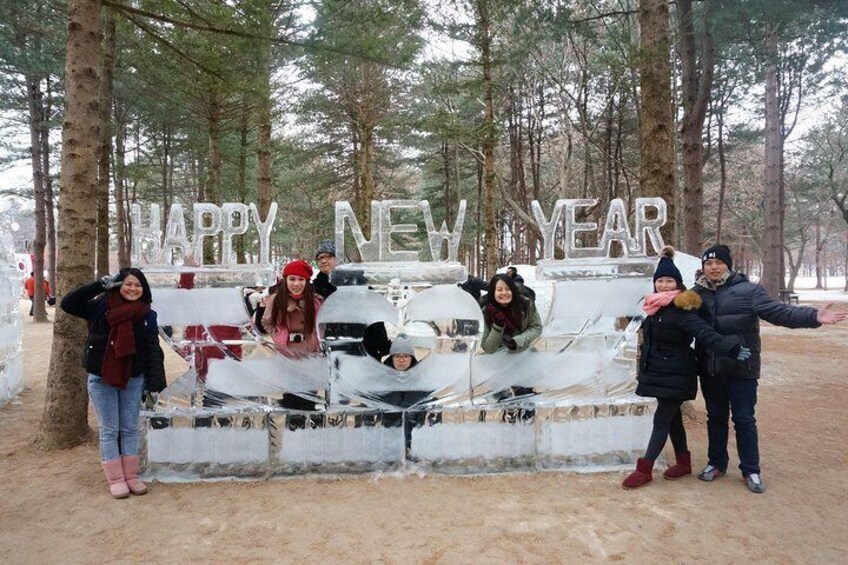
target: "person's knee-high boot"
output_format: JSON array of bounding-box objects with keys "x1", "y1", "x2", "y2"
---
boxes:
[
  {"x1": 622, "y1": 458, "x2": 654, "y2": 489},
  {"x1": 121, "y1": 455, "x2": 148, "y2": 495},
  {"x1": 102, "y1": 459, "x2": 130, "y2": 499},
  {"x1": 663, "y1": 450, "x2": 692, "y2": 479}
]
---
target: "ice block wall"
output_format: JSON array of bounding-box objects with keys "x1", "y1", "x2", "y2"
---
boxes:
[{"x1": 0, "y1": 230, "x2": 24, "y2": 404}]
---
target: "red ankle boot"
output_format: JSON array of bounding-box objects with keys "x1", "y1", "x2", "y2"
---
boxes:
[
  {"x1": 663, "y1": 450, "x2": 692, "y2": 480},
  {"x1": 622, "y1": 458, "x2": 654, "y2": 489}
]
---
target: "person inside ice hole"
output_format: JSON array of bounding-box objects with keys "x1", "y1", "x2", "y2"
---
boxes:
[
  {"x1": 260, "y1": 260, "x2": 324, "y2": 426},
  {"x1": 177, "y1": 272, "x2": 243, "y2": 381},
  {"x1": 61, "y1": 268, "x2": 167, "y2": 499},
  {"x1": 378, "y1": 335, "x2": 440, "y2": 459},
  {"x1": 318, "y1": 259, "x2": 391, "y2": 361},
  {"x1": 480, "y1": 274, "x2": 543, "y2": 421},
  {"x1": 621, "y1": 246, "x2": 749, "y2": 490}
]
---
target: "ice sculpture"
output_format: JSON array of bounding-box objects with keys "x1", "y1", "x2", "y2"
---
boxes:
[
  {"x1": 134, "y1": 198, "x2": 693, "y2": 480},
  {"x1": 0, "y1": 229, "x2": 24, "y2": 404}
]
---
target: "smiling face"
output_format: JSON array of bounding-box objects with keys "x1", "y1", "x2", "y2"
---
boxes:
[
  {"x1": 119, "y1": 274, "x2": 144, "y2": 302},
  {"x1": 286, "y1": 275, "x2": 308, "y2": 296},
  {"x1": 703, "y1": 258, "x2": 729, "y2": 282},
  {"x1": 494, "y1": 279, "x2": 513, "y2": 306},
  {"x1": 654, "y1": 276, "x2": 679, "y2": 293},
  {"x1": 391, "y1": 353, "x2": 412, "y2": 372}
]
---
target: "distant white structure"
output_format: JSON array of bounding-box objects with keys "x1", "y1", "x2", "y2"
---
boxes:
[{"x1": 0, "y1": 229, "x2": 24, "y2": 404}]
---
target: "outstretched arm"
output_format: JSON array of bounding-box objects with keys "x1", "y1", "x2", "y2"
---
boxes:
[{"x1": 752, "y1": 285, "x2": 820, "y2": 329}]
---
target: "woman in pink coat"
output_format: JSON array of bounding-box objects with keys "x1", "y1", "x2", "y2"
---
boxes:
[{"x1": 261, "y1": 260, "x2": 322, "y2": 357}]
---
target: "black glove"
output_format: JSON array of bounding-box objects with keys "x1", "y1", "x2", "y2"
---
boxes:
[
  {"x1": 491, "y1": 309, "x2": 509, "y2": 329},
  {"x1": 100, "y1": 273, "x2": 122, "y2": 289},
  {"x1": 502, "y1": 335, "x2": 517, "y2": 351},
  {"x1": 736, "y1": 346, "x2": 752, "y2": 362}
]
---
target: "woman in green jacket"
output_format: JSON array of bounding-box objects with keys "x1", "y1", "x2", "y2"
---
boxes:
[{"x1": 481, "y1": 273, "x2": 542, "y2": 354}]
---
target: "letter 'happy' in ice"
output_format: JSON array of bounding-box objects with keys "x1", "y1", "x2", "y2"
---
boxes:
[{"x1": 131, "y1": 202, "x2": 277, "y2": 267}]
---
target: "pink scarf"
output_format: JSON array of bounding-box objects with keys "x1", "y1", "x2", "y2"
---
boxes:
[{"x1": 642, "y1": 290, "x2": 681, "y2": 316}]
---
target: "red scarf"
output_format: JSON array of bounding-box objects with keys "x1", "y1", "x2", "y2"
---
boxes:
[
  {"x1": 485, "y1": 303, "x2": 519, "y2": 335},
  {"x1": 642, "y1": 290, "x2": 681, "y2": 316},
  {"x1": 101, "y1": 293, "x2": 151, "y2": 389}
]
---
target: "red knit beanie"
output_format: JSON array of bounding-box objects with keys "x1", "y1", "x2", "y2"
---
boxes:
[{"x1": 282, "y1": 259, "x2": 313, "y2": 280}]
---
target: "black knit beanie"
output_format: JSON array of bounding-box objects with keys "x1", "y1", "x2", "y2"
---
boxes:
[
  {"x1": 653, "y1": 246, "x2": 683, "y2": 285},
  {"x1": 701, "y1": 244, "x2": 733, "y2": 270}
]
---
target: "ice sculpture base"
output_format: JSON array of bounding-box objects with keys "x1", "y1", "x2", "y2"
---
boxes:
[{"x1": 140, "y1": 400, "x2": 654, "y2": 481}]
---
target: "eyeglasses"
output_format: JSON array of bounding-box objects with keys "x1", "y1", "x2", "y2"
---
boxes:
[{"x1": 316, "y1": 254, "x2": 335, "y2": 261}]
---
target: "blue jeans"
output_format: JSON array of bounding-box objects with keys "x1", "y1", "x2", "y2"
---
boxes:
[
  {"x1": 87, "y1": 373, "x2": 145, "y2": 461},
  {"x1": 700, "y1": 375, "x2": 759, "y2": 476}
]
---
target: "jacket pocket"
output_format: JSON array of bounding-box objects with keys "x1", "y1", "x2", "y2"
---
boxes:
[{"x1": 82, "y1": 334, "x2": 108, "y2": 369}]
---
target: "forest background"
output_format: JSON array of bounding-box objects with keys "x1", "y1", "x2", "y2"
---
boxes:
[{"x1": 0, "y1": 0, "x2": 847, "y2": 448}]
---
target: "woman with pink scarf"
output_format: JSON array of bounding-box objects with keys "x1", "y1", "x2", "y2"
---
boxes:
[{"x1": 622, "y1": 247, "x2": 750, "y2": 490}]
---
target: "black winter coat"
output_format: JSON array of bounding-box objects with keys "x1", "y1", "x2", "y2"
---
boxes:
[
  {"x1": 61, "y1": 281, "x2": 167, "y2": 393},
  {"x1": 312, "y1": 272, "x2": 336, "y2": 300},
  {"x1": 637, "y1": 290, "x2": 743, "y2": 401},
  {"x1": 693, "y1": 272, "x2": 820, "y2": 380}
]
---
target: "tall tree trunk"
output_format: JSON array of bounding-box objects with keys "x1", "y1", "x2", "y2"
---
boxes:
[
  {"x1": 761, "y1": 24, "x2": 782, "y2": 298},
  {"x1": 256, "y1": 27, "x2": 273, "y2": 221},
  {"x1": 715, "y1": 100, "x2": 727, "y2": 243},
  {"x1": 814, "y1": 220, "x2": 824, "y2": 289},
  {"x1": 43, "y1": 75, "x2": 57, "y2": 296},
  {"x1": 37, "y1": 0, "x2": 102, "y2": 450},
  {"x1": 96, "y1": 8, "x2": 115, "y2": 277},
  {"x1": 638, "y1": 0, "x2": 676, "y2": 244},
  {"x1": 677, "y1": 0, "x2": 715, "y2": 254},
  {"x1": 204, "y1": 93, "x2": 222, "y2": 263},
  {"x1": 237, "y1": 102, "x2": 249, "y2": 263},
  {"x1": 477, "y1": 0, "x2": 498, "y2": 277},
  {"x1": 113, "y1": 103, "x2": 130, "y2": 268},
  {"x1": 27, "y1": 75, "x2": 48, "y2": 322}
]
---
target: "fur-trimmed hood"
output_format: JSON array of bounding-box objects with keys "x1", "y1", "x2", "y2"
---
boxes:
[{"x1": 673, "y1": 289, "x2": 702, "y2": 311}]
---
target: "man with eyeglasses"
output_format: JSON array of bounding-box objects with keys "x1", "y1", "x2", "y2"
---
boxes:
[{"x1": 313, "y1": 240, "x2": 337, "y2": 299}]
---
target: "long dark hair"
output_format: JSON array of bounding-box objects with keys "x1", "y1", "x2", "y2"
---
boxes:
[
  {"x1": 269, "y1": 276, "x2": 317, "y2": 334},
  {"x1": 110, "y1": 267, "x2": 153, "y2": 304},
  {"x1": 484, "y1": 274, "x2": 528, "y2": 328}
]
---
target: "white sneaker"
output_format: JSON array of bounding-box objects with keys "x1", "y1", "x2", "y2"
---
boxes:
[{"x1": 745, "y1": 473, "x2": 765, "y2": 493}]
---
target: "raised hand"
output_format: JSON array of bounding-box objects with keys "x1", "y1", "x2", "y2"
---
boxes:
[
  {"x1": 100, "y1": 273, "x2": 122, "y2": 289},
  {"x1": 816, "y1": 303, "x2": 848, "y2": 325}
]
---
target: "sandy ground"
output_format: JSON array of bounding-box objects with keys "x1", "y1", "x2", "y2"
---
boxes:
[{"x1": 2, "y1": 299, "x2": 848, "y2": 564}]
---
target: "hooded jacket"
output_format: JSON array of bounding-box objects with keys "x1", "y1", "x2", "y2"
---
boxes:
[
  {"x1": 637, "y1": 290, "x2": 743, "y2": 400},
  {"x1": 693, "y1": 271, "x2": 820, "y2": 379},
  {"x1": 61, "y1": 281, "x2": 167, "y2": 393}
]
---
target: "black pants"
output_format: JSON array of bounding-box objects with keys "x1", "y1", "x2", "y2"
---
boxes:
[{"x1": 645, "y1": 399, "x2": 687, "y2": 461}]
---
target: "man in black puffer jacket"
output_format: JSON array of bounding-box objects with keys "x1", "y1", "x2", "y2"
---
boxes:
[{"x1": 693, "y1": 244, "x2": 846, "y2": 493}]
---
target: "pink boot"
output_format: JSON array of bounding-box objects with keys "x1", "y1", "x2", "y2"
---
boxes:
[
  {"x1": 102, "y1": 459, "x2": 130, "y2": 499},
  {"x1": 663, "y1": 450, "x2": 692, "y2": 480},
  {"x1": 622, "y1": 458, "x2": 654, "y2": 489},
  {"x1": 121, "y1": 455, "x2": 148, "y2": 495}
]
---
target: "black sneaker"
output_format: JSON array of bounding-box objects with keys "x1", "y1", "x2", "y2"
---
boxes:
[
  {"x1": 697, "y1": 464, "x2": 725, "y2": 482},
  {"x1": 744, "y1": 473, "x2": 765, "y2": 493}
]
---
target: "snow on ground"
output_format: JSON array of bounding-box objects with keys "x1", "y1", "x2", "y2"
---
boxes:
[{"x1": 791, "y1": 277, "x2": 848, "y2": 302}]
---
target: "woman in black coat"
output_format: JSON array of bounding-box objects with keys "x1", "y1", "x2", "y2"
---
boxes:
[
  {"x1": 622, "y1": 247, "x2": 749, "y2": 489},
  {"x1": 61, "y1": 268, "x2": 166, "y2": 499}
]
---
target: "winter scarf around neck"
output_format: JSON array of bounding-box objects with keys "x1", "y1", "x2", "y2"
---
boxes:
[
  {"x1": 695, "y1": 269, "x2": 731, "y2": 291},
  {"x1": 642, "y1": 290, "x2": 681, "y2": 316},
  {"x1": 485, "y1": 302, "x2": 519, "y2": 335},
  {"x1": 101, "y1": 293, "x2": 150, "y2": 388}
]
